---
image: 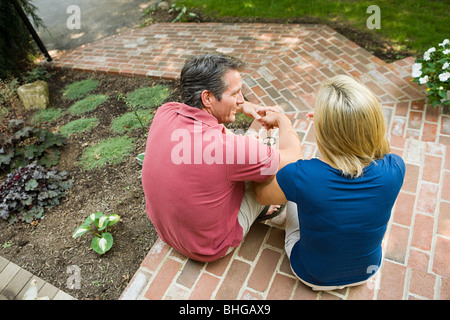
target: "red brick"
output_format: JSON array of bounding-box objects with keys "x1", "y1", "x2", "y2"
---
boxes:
[
  {"x1": 402, "y1": 164, "x2": 420, "y2": 193},
  {"x1": 416, "y1": 182, "x2": 439, "y2": 215},
  {"x1": 241, "y1": 289, "x2": 263, "y2": 300},
  {"x1": 176, "y1": 259, "x2": 204, "y2": 289},
  {"x1": 408, "y1": 111, "x2": 423, "y2": 130},
  {"x1": 440, "y1": 277, "x2": 450, "y2": 300},
  {"x1": 189, "y1": 273, "x2": 220, "y2": 300},
  {"x1": 292, "y1": 281, "x2": 318, "y2": 300},
  {"x1": 205, "y1": 252, "x2": 233, "y2": 277},
  {"x1": 409, "y1": 269, "x2": 436, "y2": 299},
  {"x1": 215, "y1": 259, "x2": 251, "y2": 300},
  {"x1": 248, "y1": 249, "x2": 281, "y2": 292},
  {"x1": 438, "y1": 202, "x2": 450, "y2": 237},
  {"x1": 422, "y1": 123, "x2": 437, "y2": 142},
  {"x1": 442, "y1": 172, "x2": 450, "y2": 201},
  {"x1": 411, "y1": 214, "x2": 434, "y2": 251},
  {"x1": 266, "y1": 273, "x2": 296, "y2": 300},
  {"x1": 141, "y1": 238, "x2": 170, "y2": 272},
  {"x1": 423, "y1": 155, "x2": 442, "y2": 183},
  {"x1": 432, "y1": 236, "x2": 450, "y2": 278},
  {"x1": 266, "y1": 227, "x2": 285, "y2": 250},
  {"x1": 385, "y1": 224, "x2": 410, "y2": 263},
  {"x1": 238, "y1": 223, "x2": 270, "y2": 262},
  {"x1": 393, "y1": 192, "x2": 415, "y2": 226},
  {"x1": 408, "y1": 248, "x2": 429, "y2": 272},
  {"x1": 144, "y1": 258, "x2": 181, "y2": 300},
  {"x1": 378, "y1": 261, "x2": 407, "y2": 300}
]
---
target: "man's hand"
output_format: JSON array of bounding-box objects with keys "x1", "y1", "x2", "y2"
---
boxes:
[{"x1": 239, "y1": 101, "x2": 280, "y2": 120}]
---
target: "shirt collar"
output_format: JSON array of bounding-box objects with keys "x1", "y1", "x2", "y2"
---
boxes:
[{"x1": 176, "y1": 103, "x2": 222, "y2": 128}]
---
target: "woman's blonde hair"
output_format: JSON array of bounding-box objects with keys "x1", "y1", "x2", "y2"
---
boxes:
[{"x1": 314, "y1": 75, "x2": 390, "y2": 178}]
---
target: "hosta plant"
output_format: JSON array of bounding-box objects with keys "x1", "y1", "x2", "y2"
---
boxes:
[
  {"x1": 73, "y1": 211, "x2": 120, "y2": 254},
  {"x1": 0, "y1": 161, "x2": 72, "y2": 224},
  {"x1": 411, "y1": 39, "x2": 450, "y2": 108}
]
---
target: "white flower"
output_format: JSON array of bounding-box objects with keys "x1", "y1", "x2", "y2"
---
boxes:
[
  {"x1": 419, "y1": 75, "x2": 429, "y2": 84},
  {"x1": 439, "y1": 39, "x2": 449, "y2": 47},
  {"x1": 438, "y1": 72, "x2": 450, "y2": 82},
  {"x1": 443, "y1": 62, "x2": 450, "y2": 70},
  {"x1": 424, "y1": 47, "x2": 436, "y2": 61},
  {"x1": 444, "y1": 49, "x2": 450, "y2": 55},
  {"x1": 412, "y1": 63, "x2": 422, "y2": 77},
  {"x1": 439, "y1": 86, "x2": 444, "y2": 90}
]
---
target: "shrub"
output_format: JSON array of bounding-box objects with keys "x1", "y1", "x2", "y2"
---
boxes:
[
  {"x1": 110, "y1": 110, "x2": 154, "y2": 134},
  {"x1": 125, "y1": 85, "x2": 171, "y2": 109},
  {"x1": 68, "y1": 94, "x2": 109, "y2": 115},
  {"x1": 0, "y1": 119, "x2": 66, "y2": 170},
  {"x1": 0, "y1": 161, "x2": 73, "y2": 224},
  {"x1": 411, "y1": 39, "x2": 450, "y2": 108},
  {"x1": 59, "y1": 117, "x2": 99, "y2": 137},
  {"x1": 62, "y1": 78, "x2": 99, "y2": 100},
  {"x1": 79, "y1": 136, "x2": 135, "y2": 170}
]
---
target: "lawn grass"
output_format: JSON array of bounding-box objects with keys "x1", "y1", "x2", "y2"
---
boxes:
[{"x1": 177, "y1": 0, "x2": 449, "y2": 55}]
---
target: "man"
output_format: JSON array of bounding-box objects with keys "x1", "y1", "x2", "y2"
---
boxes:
[{"x1": 142, "y1": 53, "x2": 301, "y2": 262}]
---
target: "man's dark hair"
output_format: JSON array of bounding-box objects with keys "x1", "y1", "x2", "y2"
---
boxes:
[{"x1": 180, "y1": 53, "x2": 245, "y2": 109}]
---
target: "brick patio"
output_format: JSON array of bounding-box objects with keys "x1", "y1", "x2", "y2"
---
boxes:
[{"x1": 43, "y1": 22, "x2": 450, "y2": 300}]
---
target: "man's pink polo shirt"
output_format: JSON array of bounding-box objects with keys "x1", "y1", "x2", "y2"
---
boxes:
[{"x1": 141, "y1": 102, "x2": 279, "y2": 262}]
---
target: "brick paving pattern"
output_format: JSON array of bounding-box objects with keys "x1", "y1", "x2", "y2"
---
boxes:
[{"x1": 42, "y1": 23, "x2": 450, "y2": 300}]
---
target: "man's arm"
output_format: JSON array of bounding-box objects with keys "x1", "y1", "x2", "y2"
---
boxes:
[{"x1": 253, "y1": 111, "x2": 303, "y2": 205}]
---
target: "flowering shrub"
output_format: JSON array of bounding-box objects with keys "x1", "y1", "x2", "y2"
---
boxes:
[{"x1": 411, "y1": 39, "x2": 450, "y2": 108}]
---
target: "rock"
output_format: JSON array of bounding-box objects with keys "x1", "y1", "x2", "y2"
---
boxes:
[
  {"x1": 157, "y1": 1, "x2": 170, "y2": 11},
  {"x1": 17, "y1": 80, "x2": 50, "y2": 110}
]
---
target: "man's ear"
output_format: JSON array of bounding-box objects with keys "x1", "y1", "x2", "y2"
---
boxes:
[{"x1": 201, "y1": 90, "x2": 215, "y2": 109}]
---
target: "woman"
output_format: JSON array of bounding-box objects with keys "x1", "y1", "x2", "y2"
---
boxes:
[{"x1": 254, "y1": 75, "x2": 405, "y2": 290}]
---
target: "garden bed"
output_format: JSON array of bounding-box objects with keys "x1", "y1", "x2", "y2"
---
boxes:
[{"x1": 0, "y1": 69, "x2": 179, "y2": 300}]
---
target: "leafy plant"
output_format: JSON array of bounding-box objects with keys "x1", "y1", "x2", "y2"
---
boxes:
[
  {"x1": 78, "y1": 136, "x2": 135, "y2": 170},
  {"x1": 59, "y1": 117, "x2": 99, "y2": 137},
  {"x1": 73, "y1": 211, "x2": 120, "y2": 254},
  {"x1": 169, "y1": 4, "x2": 197, "y2": 23},
  {"x1": 23, "y1": 67, "x2": 51, "y2": 84},
  {"x1": 0, "y1": 161, "x2": 72, "y2": 224},
  {"x1": 411, "y1": 38, "x2": 450, "y2": 109},
  {"x1": 68, "y1": 94, "x2": 109, "y2": 115},
  {"x1": 62, "y1": 78, "x2": 99, "y2": 100},
  {"x1": 0, "y1": 119, "x2": 66, "y2": 171}
]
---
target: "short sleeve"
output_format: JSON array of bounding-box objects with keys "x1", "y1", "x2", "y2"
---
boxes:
[
  {"x1": 226, "y1": 134, "x2": 280, "y2": 183},
  {"x1": 276, "y1": 162, "x2": 298, "y2": 202}
]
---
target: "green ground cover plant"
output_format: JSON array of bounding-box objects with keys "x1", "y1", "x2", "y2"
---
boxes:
[
  {"x1": 30, "y1": 107, "x2": 64, "y2": 125},
  {"x1": 126, "y1": 85, "x2": 171, "y2": 109},
  {"x1": 62, "y1": 78, "x2": 99, "y2": 100},
  {"x1": 78, "y1": 136, "x2": 135, "y2": 170},
  {"x1": 68, "y1": 94, "x2": 109, "y2": 115},
  {"x1": 59, "y1": 117, "x2": 100, "y2": 137},
  {"x1": 110, "y1": 110, "x2": 154, "y2": 134}
]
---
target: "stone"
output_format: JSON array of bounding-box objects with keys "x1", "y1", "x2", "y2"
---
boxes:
[
  {"x1": 17, "y1": 80, "x2": 50, "y2": 110},
  {"x1": 157, "y1": 1, "x2": 170, "y2": 11}
]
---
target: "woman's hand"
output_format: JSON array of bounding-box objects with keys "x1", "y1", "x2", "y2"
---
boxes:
[{"x1": 240, "y1": 101, "x2": 280, "y2": 120}]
